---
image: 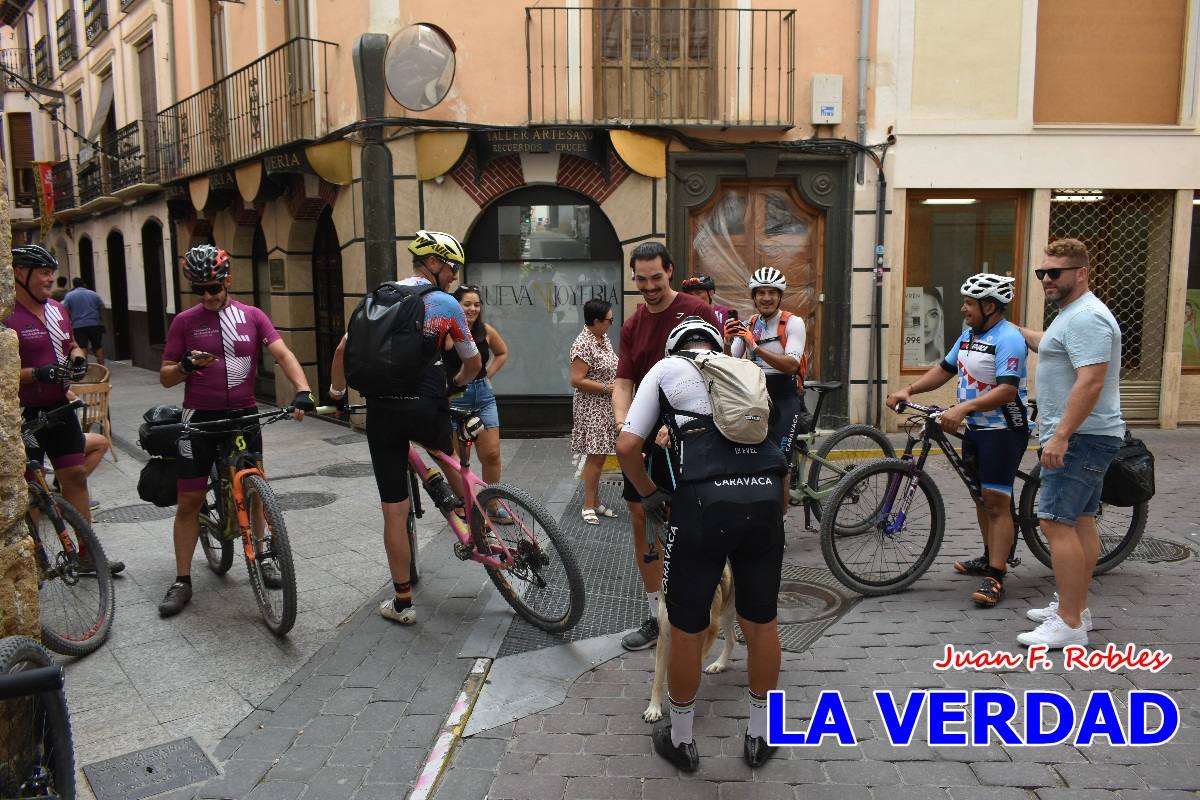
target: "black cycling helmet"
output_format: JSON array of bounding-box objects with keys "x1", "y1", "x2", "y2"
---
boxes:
[
  {"x1": 12, "y1": 244, "x2": 59, "y2": 271},
  {"x1": 681, "y1": 273, "x2": 715, "y2": 292},
  {"x1": 181, "y1": 244, "x2": 231, "y2": 284}
]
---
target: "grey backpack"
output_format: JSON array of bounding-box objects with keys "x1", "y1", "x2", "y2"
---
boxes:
[{"x1": 672, "y1": 351, "x2": 772, "y2": 444}]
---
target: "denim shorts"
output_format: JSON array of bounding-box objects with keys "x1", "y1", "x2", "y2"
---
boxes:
[
  {"x1": 1037, "y1": 433, "x2": 1122, "y2": 525},
  {"x1": 451, "y1": 377, "x2": 500, "y2": 429}
]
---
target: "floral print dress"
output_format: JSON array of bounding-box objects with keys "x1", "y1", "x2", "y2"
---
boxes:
[{"x1": 570, "y1": 328, "x2": 618, "y2": 455}]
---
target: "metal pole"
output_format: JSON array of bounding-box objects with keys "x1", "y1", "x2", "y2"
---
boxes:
[{"x1": 353, "y1": 34, "x2": 396, "y2": 289}]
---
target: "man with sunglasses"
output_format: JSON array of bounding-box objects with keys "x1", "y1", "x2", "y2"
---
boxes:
[
  {"x1": 157, "y1": 244, "x2": 316, "y2": 617},
  {"x1": 1015, "y1": 238, "x2": 1124, "y2": 650}
]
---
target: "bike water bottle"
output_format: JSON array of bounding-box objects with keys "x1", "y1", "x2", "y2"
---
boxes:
[{"x1": 424, "y1": 468, "x2": 462, "y2": 514}]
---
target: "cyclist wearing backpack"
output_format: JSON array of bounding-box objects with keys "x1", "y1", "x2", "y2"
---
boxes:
[
  {"x1": 329, "y1": 230, "x2": 481, "y2": 626},
  {"x1": 887, "y1": 273, "x2": 1029, "y2": 609},
  {"x1": 617, "y1": 317, "x2": 788, "y2": 771},
  {"x1": 158, "y1": 244, "x2": 315, "y2": 617}
]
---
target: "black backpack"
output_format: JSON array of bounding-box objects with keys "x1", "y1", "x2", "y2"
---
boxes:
[
  {"x1": 344, "y1": 282, "x2": 438, "y2": 397},
  {"x1": 1100, "y1": 432, "x2": 1155, "y2": 507}
]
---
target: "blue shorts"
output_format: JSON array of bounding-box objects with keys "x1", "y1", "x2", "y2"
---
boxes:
[
  {"x1": 1037, "y1": 433, "x2": 1122, "y2": 525},
  {"x1": 450, "y1": 377, "x2": 500, "y2": 429},
  {"x1": 962, "y1": 426, "x2": 1029, "y2": 495}
]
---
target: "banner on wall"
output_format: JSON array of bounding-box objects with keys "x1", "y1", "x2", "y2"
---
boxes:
[
  {"x1": 1184, "y1": 289, "x2": 1200, "y2": 368},
  {"x1": 904, "y1": 286, "x2": 945, "y2": 367},
  {"x1": 35, "y1": 162, "x2": 54, "y2": 218}
]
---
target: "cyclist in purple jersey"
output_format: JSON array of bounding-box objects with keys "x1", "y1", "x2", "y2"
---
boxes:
[
  {"x1": 680, "y1": 273, "x2": 734, "y2": 325},
  {"x1": 156, "y1": 244, "x2": 315, "y2": 617}
]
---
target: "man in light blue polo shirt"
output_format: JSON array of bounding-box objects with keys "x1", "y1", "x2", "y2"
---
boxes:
[
  {"x1": 1017, "y1": 238, "x2": 1124, "y2": 650},
  {"x1": 63, "y1": 277, "x2": 106, "y2": 365}
]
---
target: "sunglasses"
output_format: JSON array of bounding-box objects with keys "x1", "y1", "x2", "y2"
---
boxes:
[
  {"x1": 458, "y1": 285, "x2": 482, "y2": 295},
  {"x1": 1034, "y1": 266, "x2": 1083, "y2": 281},
  {"x1": 435, "y1": 256, "x2": 460, "y2": 274},
  {"x1": 192, "y1": 283, "x2": 225, "y2": 296}
]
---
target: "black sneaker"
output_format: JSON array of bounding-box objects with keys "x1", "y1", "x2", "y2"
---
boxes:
[
  {"x1": 953, "y1": 555, "x2": 990, "y2": 575},
  {"x1": 76, "y1": 556, "x2": 125, "y2": 576},
  {"x1": 259, "y1": 559, "x2": 283, "y2": 590},
  {"x1": 621, "y1": 617, "x2": 659, "y2": 651},
  {"x1": 158, "y1": 582, "x2": 193, "y2": 617},
  {"x1": 744, "y1": 733, "x2": 778, "y2": 767},
  {"x1": 651, "y1": 722, "x2": 699, "y2": 772},
  {"x1": 971, "y1": 575, "x2": 1005, "y2": 607}
]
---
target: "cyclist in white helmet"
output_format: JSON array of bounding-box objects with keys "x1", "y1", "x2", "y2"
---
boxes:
[{"x1": 888, "y1": 272, "x2": 1030, "y2": 608}]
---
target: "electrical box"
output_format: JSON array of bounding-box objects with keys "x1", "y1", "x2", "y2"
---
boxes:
[{"x1": 811, "y1": 74, "x2": 843, "y2": 125}]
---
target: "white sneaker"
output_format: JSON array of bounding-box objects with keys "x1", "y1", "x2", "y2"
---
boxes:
[
  {"x1": 379, "y1": 599, "x2": 417, "y2": 625},
  {"x1": 1017, "y1": 613, "x2": 1088, "y2": 649},
  {"x1": 1026, "y1": 593, "x2": 1093, "y2": 631}
]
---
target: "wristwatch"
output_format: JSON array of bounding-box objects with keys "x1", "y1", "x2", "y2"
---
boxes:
[{"x1": 328, "y1": 385, "x2": 347, "y2": 399}]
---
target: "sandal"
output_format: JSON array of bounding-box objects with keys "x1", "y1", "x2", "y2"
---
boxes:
[
  {"x1": 595, "y1": 504, "x2": 619, "y2": 519},
  {"x1": 581, "y1": 508, "x2": 600, "y2": 526}
]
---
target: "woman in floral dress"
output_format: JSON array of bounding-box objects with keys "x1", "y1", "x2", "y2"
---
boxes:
[{"x1": 570, "y1": 299, "x2": 619, "y2": 525}]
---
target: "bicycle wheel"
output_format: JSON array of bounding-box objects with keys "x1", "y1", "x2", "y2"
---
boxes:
[
  {"x1": 30, "y1": 494, "x2": 115, "y2": 657},
  {"x1": 407, "y1": 467, "x2": 421, "y2": 586},
  {"x1": 819, "y1": 459, "x2": 945, "y2": 595},
  {"x1": 806, "y1": 424, "x2": 895, "y2": 523},
  {"x1": 0, "y1": 636, "x2": 74, "y2": 800},
  {"x1": 241, "y1": 474, "x2": 297, "y2": 636},
  {"x1": 1018, "y1": 464, "x2": 1147, "y2": 574},
  {"x1": 198, "y1": 467, "x2": 234, "y2": 575},
  {"x1": 471, "y1": 485, "x2": 585, "y2": 633}
]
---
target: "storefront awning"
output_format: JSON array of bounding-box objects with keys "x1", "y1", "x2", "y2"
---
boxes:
[
  {"x1": 262, "y1": 141, "x2": 353, "y2": 186},
  {"x1": 610, "y1": 130, "x2": 666, "y2": 178},
  {"x1": 415, "y1": 131, "x2": 469, "y2": 180}
]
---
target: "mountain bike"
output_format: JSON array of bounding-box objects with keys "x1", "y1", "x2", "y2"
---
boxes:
[
  {"x1": 22, "y1": 401, "x2": 114, "y2": 657},
  {"x1": 788, "y1": 380, "x2": 895, "y2": 530},
  {"x1": 0, "y1": 636, "x2": 74, "y2": 799},
  {"x1": 819, "y1": 400, "x2": 1146, "y2": 595},
  {"x1": 156, "y1": 407, "x2": 305, "y2": 636},
  {"x1": 329, "y1": 404, "x2": 585, "y2": 633}
]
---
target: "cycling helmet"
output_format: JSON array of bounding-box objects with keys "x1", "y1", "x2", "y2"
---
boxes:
[
  {"x1": 12, "y1": 244, "x2": 58, "y2": 270},
  {"x1": 681, "y1": 274, "x2": 715, "y2": 292},
  {"x1": 960, "y1": 273, "x2": 1015, "y2": 306},
  {"x1": 749, "y1": 266, "x2": 786, "y2": 293},
  {"x1": 665, "y1": 316, "x2": 723, "y2": 357},
  {"x1": 181, "y1": 245, "x2": 231, "y2": 283},
  {"x1": 408, "y1": 229, "x2": 466, "y2": 269}
]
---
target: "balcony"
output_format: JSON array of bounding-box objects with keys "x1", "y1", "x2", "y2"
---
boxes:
[
  {"x1": 156, "y1": 37, "x2": 335, "y2": 182},
  {"x1": 84, "y1": 0, "x2": 108, "y2": 45},
  {"x1": 77, "y1": 153, "x2": 107, "y2": 204},
  {"x1": 526, "y1": 5, "x2": 795, "y2": 127},
  {"x1": 57, "y1": 10, "x2": 78, "y2": 69},
  {"x1": 113, "y1": 119, "x2": 159, "y2": 190},
  {"x1": 51, "y1": 160, "x2": 76, "y2": 211},
  {"x1": 0, "y1": 49, "x2": 33, "y2": 90},
  {"x1": 33, "y1": 36, "x2": 51, "y2": 86}
]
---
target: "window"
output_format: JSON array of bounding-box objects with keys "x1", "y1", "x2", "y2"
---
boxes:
[
  {"x1": 1184, "y1": 193, "x2": 1200, "y2": 371},
  {"x1": 902, "y1": 192, "x2": 1027, "y2": 370},
  {"x1": 7, "y1": 112, "x2": 37, "y2": 208}
]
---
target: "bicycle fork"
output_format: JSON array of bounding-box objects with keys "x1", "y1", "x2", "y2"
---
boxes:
[
  {"x1": 882, "y1": 463, "x2": 921, "y2": 535},
  {"x1": 230, "y1": 466, "x2": 265, "y2": 562}
]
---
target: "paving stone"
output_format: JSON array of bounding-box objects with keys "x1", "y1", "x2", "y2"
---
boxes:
[
  {"x1": 749, "y1": 754, "x2": 824, "y2": 784},
  {"x1": 716, "y1": 782, "x2": 794, "y2": 800},
  {"x1": 945, "y1": 789, "x2": 1035, "y2": 800},
  {"x1": 300, "y1": 764, "x2": 367, "y2": 800},
  {"x1": 434, "y1": 766, "x2": 494, "y2": 800},
  {"x1": 564, "y1": 776, "x2": 643, "y2": 799},
  {"x1": 244, "y1": 781, "x2": 306, "y2": 800},
  {"x1": 323, "y1": 688, "x2": 375, "y2": 716},
  {"x1": 261, "y1": 699, "x2": 325, "y2": 729},
  {"x1": 533, "y1": 754, "x2": 608, "y2": 777},
  {"x1": 1129, "y1": 763, "x2": 1200, "y2": 791},
  {"x1": 512, "y1": 733, "x2": 586, "y2": 754},
  {"x1": 894, "y1": 761, "x2": 979, "y2": 786},
  {"x1": 361, "y1": 747, "x2": 425, "y2": 784},
  {"x1": 1055, "y1": 764, "x2": 1146, "y2": 790},
  {"x1": 488, "y1": 774, "x2": 569, "y2": 800},
  {"x1": 230, "y1": 727, "x2": 301, "y2": 760},
  {"x1": 328, "y1": 731, "x2": 389, "y2": 766},
  {"x1": 603, "y1": 753, "x2": 679, "y2": 778},
  {"x1": 389, "y1": 714, "x2": 443, "y2": 748},
  {"x1": 640, "y1": 779, "x2": 719, "y2": 800},
  {"x1": 194, "y1": 758, "x2": 272, "y2": 800},
  {"x1": 1033, "y1": 792, "x2": 1120, "y2": 800},
  {"x1": 449, "y1": 737, "x2": 509, "y2": 770},
  {"x1": 264, "y1": 745, "x2": 333, "y2": 782},
  {"x1": 296, "y1": 714, "x2": 355, "y2": 748},
  {"x1": 798, "y1": 788, "x2": 874, "y2": 800},
  {"x1": 581, "y1": 733, "x2": 650, "y2": 755},
  {"x1": 869, "y1": 788, "x2": 951, "y2": 800},
  {"x1": 972, "y1": 761, "x2": 1061, "y2": 788},
  {"x1": 351, "y1": 701, "x2": 407, "y2": 733},
  {"x1": 824, "y1": 759, "x2": 899, "y2": 785}
]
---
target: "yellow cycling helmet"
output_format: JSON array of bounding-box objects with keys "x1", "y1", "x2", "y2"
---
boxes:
[{"x1": 408, "y1": 230, "x2": 466, "y2": 270}]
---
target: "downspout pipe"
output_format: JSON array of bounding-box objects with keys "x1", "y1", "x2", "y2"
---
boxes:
[
  {"x1": 872, "y1": 156, "x2": 887, "y2": 428},
  {"x1": 855, "y1": 0, "x2": 870, "y2": 184}
]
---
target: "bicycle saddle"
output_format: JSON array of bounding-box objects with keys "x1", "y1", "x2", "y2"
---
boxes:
[{"x1": 803, "y1": 380, "x2": 841, "y2": 393}]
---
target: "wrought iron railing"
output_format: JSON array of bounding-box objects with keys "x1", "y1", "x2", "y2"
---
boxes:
[
  {"x1": 526, "y1": 6, "x2": 795, "y2": 126},
  {"x1": 112, "y1": 120, "x2": 159, "y2": 189},
  {"x1": 156, "y1": 37, "x2": 335, "y2": 182},
  {"x1": 51, "y1": 160, "x2": 76, "y2": 211},
  {"x1": 84, "y1": 0, "x2": 109, "y2": 45},
  {"x1": 57, "y1": 10, "x2": 78, "y2": 69},
  {"x1": 0, "y1": 49, "x2": 33, "y2": 90},
  {"x1": 33, "y1": 36, "x2": 51, "y2": 85},
  {"x1": 77, "y1": 153, "x2": 106, "y2": 204},
  {"x1": 119, "y1": 0, "x2": 139, "y2": 9}
]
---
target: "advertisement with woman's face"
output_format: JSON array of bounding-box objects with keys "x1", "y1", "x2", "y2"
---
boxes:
[{"x1": 904, "y1": 286, "x2": 946, "y2": 366}]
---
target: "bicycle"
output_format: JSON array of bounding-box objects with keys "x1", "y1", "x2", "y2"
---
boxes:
[
  {"x1": 22, "y1": 400, "x2": 115, "y2": 657},
  {"x1": 787, "y1": 380, "x2": 896, "y2": 530},
  {"x1": 818, "y1": 400, "x2": 1147, "y2": 595},
  {"x1": 0, "y1": 635, "x2": 74, "y2": 799},
  {"x1": 331, "y1": 404, "x2": 586, "y2": 633},
  {"x1": 156, "y1": 407, "x2": 305, "y2": 636}
]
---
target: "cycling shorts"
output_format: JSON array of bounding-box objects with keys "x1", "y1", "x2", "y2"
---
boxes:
[
  {"x1": 962, "y1": 425, "x2": 1030, "y2": 495},
  {"x1": 366, "y1": 396, "x2": 453, "y2": 504},
  {"x1": 177, "y1": 408, "x2": 262, "y2": 493},
  {"x1": 23, "y1": 403, "x2": 85, "y2": 471},
  {"x1": 766, "y1": 374, "x2": 803, "y2": 461},
  {"x1": 660, "y1": 474, "x2": 785, "y2": 634},
  {"x1": 621, "y1": 440, "x2": 677, "y2": 502}
]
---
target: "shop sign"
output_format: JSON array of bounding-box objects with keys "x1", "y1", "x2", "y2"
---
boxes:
[
  {"x1": 473, "y1": 128, "x2": 609, "y2": 181},
  {"x1": 264, "y1": 148, "x2": 316, "y2": 177}
]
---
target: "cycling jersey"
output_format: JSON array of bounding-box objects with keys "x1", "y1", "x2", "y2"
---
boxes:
[
  {"x1": 397, "y1": 277, "x2": 478, "y2": 399},
  {"x1": 163, "y1": 300, "x2": 282, "y2": 411},
  {"x1": 942, "y1": 319, "x2": 1029, "y2": 430},
  {"x1": 712, "y1": 304, "x2": 733, "y2": 326},
  {"x1": 730, "y1": 310, "x2": 807, "y2": 454},
  {"x1": 729, "y1": 311, "x2": 805, "y2": 376},
  {"x1": 7, "y1": 300, "x2": 74, "y2": 408}
]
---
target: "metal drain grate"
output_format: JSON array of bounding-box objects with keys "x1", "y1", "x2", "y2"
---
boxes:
[
  {"x1": 274, "y1": 491, "x2": 337, "y2": 511},
  {"x1": 324, "y1": 433, "x2": 367, "y2": 446},
  {"x1": 93, "y1": 504, "x2": 176, "y2": 524},
  {"x1": 1126, "y1": 536, "x2": 1192, "y2": 563},
  {"x1": 775, "y1": 563, "x2": 859, "y2": 653},
  {"x1": 317, "y1": 461, "x2": 376, "y2": 478}
]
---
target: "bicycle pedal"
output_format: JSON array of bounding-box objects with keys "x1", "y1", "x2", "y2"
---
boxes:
[{"x1": 453, "y1": 542, "x2": 474, "y2": 560}]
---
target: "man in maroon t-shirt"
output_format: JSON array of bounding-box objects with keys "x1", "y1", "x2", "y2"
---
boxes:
[{"x1": 613, "y1": 242, "x2": 719, "y2": 651}]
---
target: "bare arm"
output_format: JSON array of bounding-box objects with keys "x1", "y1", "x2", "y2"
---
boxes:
[
  {"x1": 453, "y1": 354, "x2": 482, "y2": 388},
  {"x1": 616, "y1": 431, "x2": 656, "y2": 497},
  {"x1": 570, "y1": 357, "x2": 611, "y2": 396},
  {"x1": 752, "y1": 347, "x2": 801, "y2": 375},
  {"x1": 885, "y1": 362, "x2": 955, "y2": 408},
  {"x1": 159, "y1": 361, "x2": 188, "y2": 388},
  {"x1": 484, "y1": 324, "x2": 508, "y2": 379},
  {"x1": 330, "y1": 334, "x2": 348, "y2": 393},
  {"x1": 612, "y1": 377, "x2": 635, "y2": 426},
  {"x1": 265, "y1": 339, "x2": 311, "y2": 393},
  {"x1": 1040, "y1": 362, "x2": 1108, "y2": 469},
  {"x1": 1017, "y1": 326, "x2": 1044, "y2": 353}
]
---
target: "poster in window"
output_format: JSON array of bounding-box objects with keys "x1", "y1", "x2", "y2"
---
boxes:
[
  {"x1": 904, "y1": 286, "x2": 945, "y2": 366},
  {"x1": 1184, "y1": 290, "x2": 1200, "y2": 368}
]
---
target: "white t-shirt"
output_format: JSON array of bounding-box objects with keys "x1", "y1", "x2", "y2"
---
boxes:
[
  {"x1": 730, "y1": 311, "x2": 806, "y2": 375},
  {"x1": 622, "y1": 356, "x2": 712, "y2": 439}
]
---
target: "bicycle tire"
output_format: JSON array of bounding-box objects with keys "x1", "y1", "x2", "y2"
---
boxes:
[
  {"x1": 471, "y1": 484, "x2": 585, "y2": 633},
  {"x1": 806, "y1": 423, "x2": 896, "y2": 526},
  {"x1": 0, "y1": 636, "x2": 74, "y2": 800},
  {"x1": 1017, "y1": 463, "x2": 1147, "y2": 575},
  {"x1": 407, "y1": 466, "x2": 421, "y2": 586},
  {"x1": 30, "y1": 494, "x2": 115, "y2": 657},
  {"x1": 198, "y1": 467, "x2": 234, "y2": 575},
  {"x1": 819, "y1": 459, "x2": 946, "y2": 596},
  {"x1": 241, "y1": 474, "x2": 297, "y2": 636}
]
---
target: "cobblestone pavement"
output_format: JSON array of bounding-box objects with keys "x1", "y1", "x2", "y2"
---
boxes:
[{"x1": 68, "y1": 365, "x2": 1199, "y2": 800}]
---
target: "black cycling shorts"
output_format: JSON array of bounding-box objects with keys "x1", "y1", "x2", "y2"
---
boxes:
[
  {"x1": 962, "y1": 426, "x2": 1030, "y2": 495},
  {"x1": 23, "y1": 403, "x2": 86, "y2": 471},
  {"x1": 177, "y1": 408, "x2": 262, "y2": 492},
  {"x1": 74, "y1": 325, "x2": 104, "y2": 351},
  {"x1": 366, "y1": 396, "x2": 453, "y2": 504},
  {"x1": 621, "y1": 440, "x2": 678, "y2": 502},
  {"x1": 661, "y1": 475, "x2": 785, "y2": 634},
  {"x1": 766, "y1": 374, "x2": 802, "y2": 461}
]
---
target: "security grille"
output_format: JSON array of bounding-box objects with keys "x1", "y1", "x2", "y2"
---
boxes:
[{"x1": 1048, "y1": 190, "x2": 1175, "y2": 420}]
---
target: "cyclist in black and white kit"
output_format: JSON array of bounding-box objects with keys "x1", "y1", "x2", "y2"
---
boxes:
[{"x1": 616, "y1": 317, "x2": 789, "y2": 772}]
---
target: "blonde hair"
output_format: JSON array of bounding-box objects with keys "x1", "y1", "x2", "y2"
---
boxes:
[{"x1": 1044, "y1": 238, "x2": 1089, "y2": 268}]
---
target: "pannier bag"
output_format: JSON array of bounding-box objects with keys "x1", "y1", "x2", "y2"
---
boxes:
[
  {"x1": 1100, "y1": 432, "x2": 1155, "y2": 507},
  {"x1": 138, "y1": 404, "x2": 183, "y2": 457},
  {"x1": 137, "y1": 457, "x2": 178, "y2": 507}
]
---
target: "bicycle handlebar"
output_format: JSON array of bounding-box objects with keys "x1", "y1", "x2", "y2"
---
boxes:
[
  {"x1": 21, "y1": 399, "x2": 85, "y2": 435},
  {"x1": 149, "y1": 404, "x2": 329, "y2": 438},
  {"x1": 0, "y1": 665, "x2": 64, "y2": 701},
  {"x1": 891, "y1": 400, "x2": 944, "y2": 416}
]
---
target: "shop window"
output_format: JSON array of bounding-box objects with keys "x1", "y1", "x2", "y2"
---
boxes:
[
  {"x1": 1184, "y1": 194, "x2": 1200, "y2": 371},
  {"x1": 902, "y1": 192, "x2": 1027, "y2": 370}
]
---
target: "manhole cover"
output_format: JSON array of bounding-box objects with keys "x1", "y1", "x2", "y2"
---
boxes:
[
  {"x1": 1127, "y1": 536, "x2": 1192, "y2": 563},
  {"x1": 324, "y1": 433, "x2": 367, "y2": 446},
  {"x1": 83, "y1": 737, "x2": 217, "y2": 800},
  {"x1": 777, "y1": 580, "x2": 845, "y2": 624},
  {"x1": 93, "y1": 504, "x2": 175, "y2": 524},
  {"x1": 275, "y1": 491, "x2": 337, "y2": 511},
  {"x1": 317, "y1": 461, "x2": 376, "y2": 478},
  {"x1": 775, "y1": 563, "x2": 860, "y2": 653}
]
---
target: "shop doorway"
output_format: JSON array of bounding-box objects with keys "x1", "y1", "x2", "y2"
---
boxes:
[
  {"x1": 79, "y1": 236, "x2": 95, "y2": 290},
  {"x1": 141, "y1": 220, "x2": 167, "y2": 353},
  {"x1": 106, "y1": 230, "x2": 131, "y2": 360},
  {"x1": 312, "y1": 208, "x2": 344, "y2": 395},
  {"x1": 249, "y1": 225, "x2": 274, "y2": 401}
]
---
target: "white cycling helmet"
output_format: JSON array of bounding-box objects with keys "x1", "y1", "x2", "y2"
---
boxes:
[
  {"x1": 665, "y1": 316, "x2": 723, "y2": 357},
  {"x1": 960, "y1": 273, "x2": 1015, "y2": 306},
  {"x1": 749, "y1": 266, "x2": 787, "y2": 293}
]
